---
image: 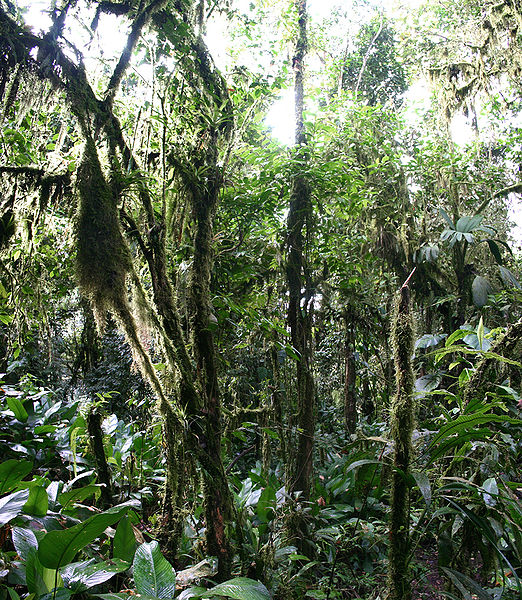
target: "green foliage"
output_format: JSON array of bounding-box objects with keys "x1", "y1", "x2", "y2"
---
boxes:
[{"x1": 341, "y1": 18, "x2": 407, "y2": 107}]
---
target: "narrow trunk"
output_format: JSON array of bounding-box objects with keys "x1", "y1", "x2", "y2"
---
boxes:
[
  {"x1": 343, "y1": 314, "x2": 357, "y2": 433},
  {"x1": 86, "y1": 408, "x2": 113, "y2": 508},
  {"x1": 286, "y1": 0, "x2": 314, "y2": 503},
  {"x1": 387, "y1": 278, "x2": 416, "y2": 600}
]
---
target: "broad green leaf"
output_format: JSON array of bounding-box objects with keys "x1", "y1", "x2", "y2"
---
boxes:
[
  {"x1": 133, "y1": 541, "x2": 176, "y2": 599},
  {"x1": 472, "y1": 276, "x2": 493, "y2": 307},
  {"x1": 415, "y1": 374, "x2": 441, "y2": 394},
  {"x1": 411, "y1": 471, "x2": 431, "y2": 506},
  {"x1": 455, "y1": 215, "x2": 483, "y2": 233},
  {"x1": 481, "y1": 478, "x2": 498, "y2": 507},
  {"x1": 444, "y1": 329, "x2": 470, "y2": 347},
  {"x1": 345, "y1": 459, "x2": 382, "y2": 473},
  {"x1": 415, "y1": 334, "x2": 446, "y2": 350},
  {"x1": 257, "y1": 486, "x2": 276, "y2": 523},
  {"x1": 486, "y1": 239, "x2": 503, "y2": 264},
  {"x1": 440, "y1": 567, "x2": 492, "y2": 600},
  {"x1": 25, "y1": 547, "x2": 48, "y2": 596},
  {"x1": 0, "y1": 459, "x2": 32, "y2": 494},
  {"x1": 12, "y1": 526, "x2": 38, "y2": 561},
  {"x1": 34, "y1": 425, "x2": 57, "y2": 434},
  {"x1": 61, "y1": 558, "x2": 129, "y2": 592},
  {"x1": 23, "y1": 485, "x2": 49, "y2": 517},
  {"x1": 0, "y1": 488, "x2": 30, "y2": 525},
  {"x1": 38, "y1": 500, "x2": 137, "y2": 569},
  {"x1": 433, "y1": 345, "x2": 521, "y2": 367},
  {"x1": 7, "y1": 588, "x2": 21, "y2": 600},
  {"x1": 6, "y1": 397, "x2": 28, "y2": 422},
  {"x1": 178, "y1": 587, "x2": 207, "y2": 600},
  {"x1": 58, "y1": 484, "x2": 101, "y2": 512},
  {"x1": 440, "y1": 229, "x2": 456, "y2": 244},
  {"x1": 439, "y1": 208, "x2": 455, "y2": 228},
  {"x1": 113, "y1": 515, "x2": 137, "y2": 563},
  {"x1": 499, "y1": 265, "x2": 521, "y2": 289},
  {"x1": 203, "y1": 577, "x2": 271, "y2": 600}
]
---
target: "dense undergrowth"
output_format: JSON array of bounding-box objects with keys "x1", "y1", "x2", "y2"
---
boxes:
[{"x1": 1, "y1": 322, "x2": 521, "y2": 599}]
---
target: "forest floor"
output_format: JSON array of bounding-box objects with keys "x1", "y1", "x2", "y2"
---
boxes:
[{"x1": 412, "y1": 547, "x2": 445, "y2": 600}]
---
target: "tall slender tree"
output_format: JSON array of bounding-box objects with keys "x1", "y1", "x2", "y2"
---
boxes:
[{"x1": 286, "y1": 0, "x2": 315, "y2": 501}]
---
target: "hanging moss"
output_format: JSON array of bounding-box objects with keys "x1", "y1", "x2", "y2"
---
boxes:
[
  {"x1": 387, "y1": 281, "x2": 416, "y2": 600},
  {"x1": 75, "y1": 135, "x2": 132, "y2": 329},
  {"x1": 75, "y1": 135, "x2": 180, "y2": 430}
]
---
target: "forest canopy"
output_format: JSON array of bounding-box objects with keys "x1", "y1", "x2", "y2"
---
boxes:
[{"x1": 0, "y1": 1, "x2": 521, "y2": 600}]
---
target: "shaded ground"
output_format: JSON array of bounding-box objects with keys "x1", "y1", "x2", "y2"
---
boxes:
[{"x1": 412, "y1": 547, "x2": 445, "y2": 600}]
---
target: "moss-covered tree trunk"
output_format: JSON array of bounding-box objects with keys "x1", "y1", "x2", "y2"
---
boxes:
[
  {"x1": 387, "y1": 277, "x2": 416, "y2": 600},
  {"x1": 188, "y1": 149, "x2": 234, "y2": 579},
  {"x1": 0, "y1": 2, "x2": 234, "y2": 577},
  {"x1": 286, "y1": 0, "x2": 315, "y2": 503},
  {"x1": 86, "y1": 407, "x2": 113, "y2": 508},
  {"x1": 343, "y1": 314, "x2": 357, "y2": 433}
]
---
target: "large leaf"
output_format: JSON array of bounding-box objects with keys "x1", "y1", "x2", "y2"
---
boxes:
[
  {"x1": 415, "y1": 373, "x2": 442, "y2": 394},
  {"x1": 6, "y1": 397, "x2": 28, "y2": 422},
  {"x1": 23, "y1": 485, "x2": 49, "y2": 517},
  {"x1": 203, "y1": 577, "x2": 271, "y2": 600},
  {"x1": 455, "y1": 215, "x2": 483, "y2": 233},
  {"x1": 472, "y1": 276, "x2": 494, "y2": 307},
  {"x1": 25, "y1": 547, "x2": 49, "y2": 596},
  {"x1": 257, "y1": 485, "x2": 276, "y2": 524},
  {"x1": 58, "y1": 484, "x2": 101, "y2": 512},
  {"x1": 61, "y1": 558, "x2": 129, "y2": 592},
  {"x1": 439, "y1": 207, "x2": 455, "y2": 228},
  {"x1": 113, "y1": 515, "x2": 137, "y2": 563},
  {"x1": 38, "y1": 500, "x2": 137, "y2": 569},
  {"x1": 0, "y1": 489, "x2": 30, "y2": 525},
  {"x1": 0, "y1": 459, "x2": 33, "y2": 494},
  {"x1": 12, "y1": 526, "x2": 38, "y2": 561},
  {"x1": 411, "y1": 471, "x2": 431, "y2": 507},
  {"x1": 499, "y1": 265, "x2": 521, "y2": 289},
  {"x1": 440, "y1": 567, "x2": 492, "y2": 599},
  {"x1": 415, "y1": 334, "x2": 446, "y2": 350},
  {"x1": 133, "y1": 541, "x2": 176, "y2": 599},
  {"x1": 481, "y1": 477, "x2": 498, "y2": 507},
  {"x1": 486, "y1": 239, "x2": 503, "y2": 265}
]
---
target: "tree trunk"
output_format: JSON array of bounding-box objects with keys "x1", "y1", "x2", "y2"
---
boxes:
[
  {"x1": 189, "y1": 167, "x2": 234, "y2": 579},
  {"x1": 86, "y1": 408, "x2": 113, "y2": 508},
  {"x1": 286, "y1": 0, "x2": 315, "y2": 502},
  {"x1": 387, "y1": 280, "x2": 416, "y2": 600},
  {"x1": 343, "y1": 314, "x2": 357, "y2": 433}
]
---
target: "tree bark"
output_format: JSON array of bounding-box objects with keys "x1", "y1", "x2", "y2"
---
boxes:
[
  {"x1": 387, "y1": 280, "x2": 416, "y2": 600},
  {"x1": 343, "y1": 314, "x2": 357, "y2": 433},
  {"x1": 286, "y1": 0, "x2": 315, "y2": 502},
  {"x1": 0, "y1": 3, "x2": 234, "y2": 578}
]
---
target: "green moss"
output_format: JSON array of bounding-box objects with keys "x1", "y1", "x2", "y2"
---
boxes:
[
  {"x1": 75, "y1": 136, "x2": 131, "y2": 330},
  {"x1": 387, "y1": 284, "x2": 416, "y2": 600}
]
